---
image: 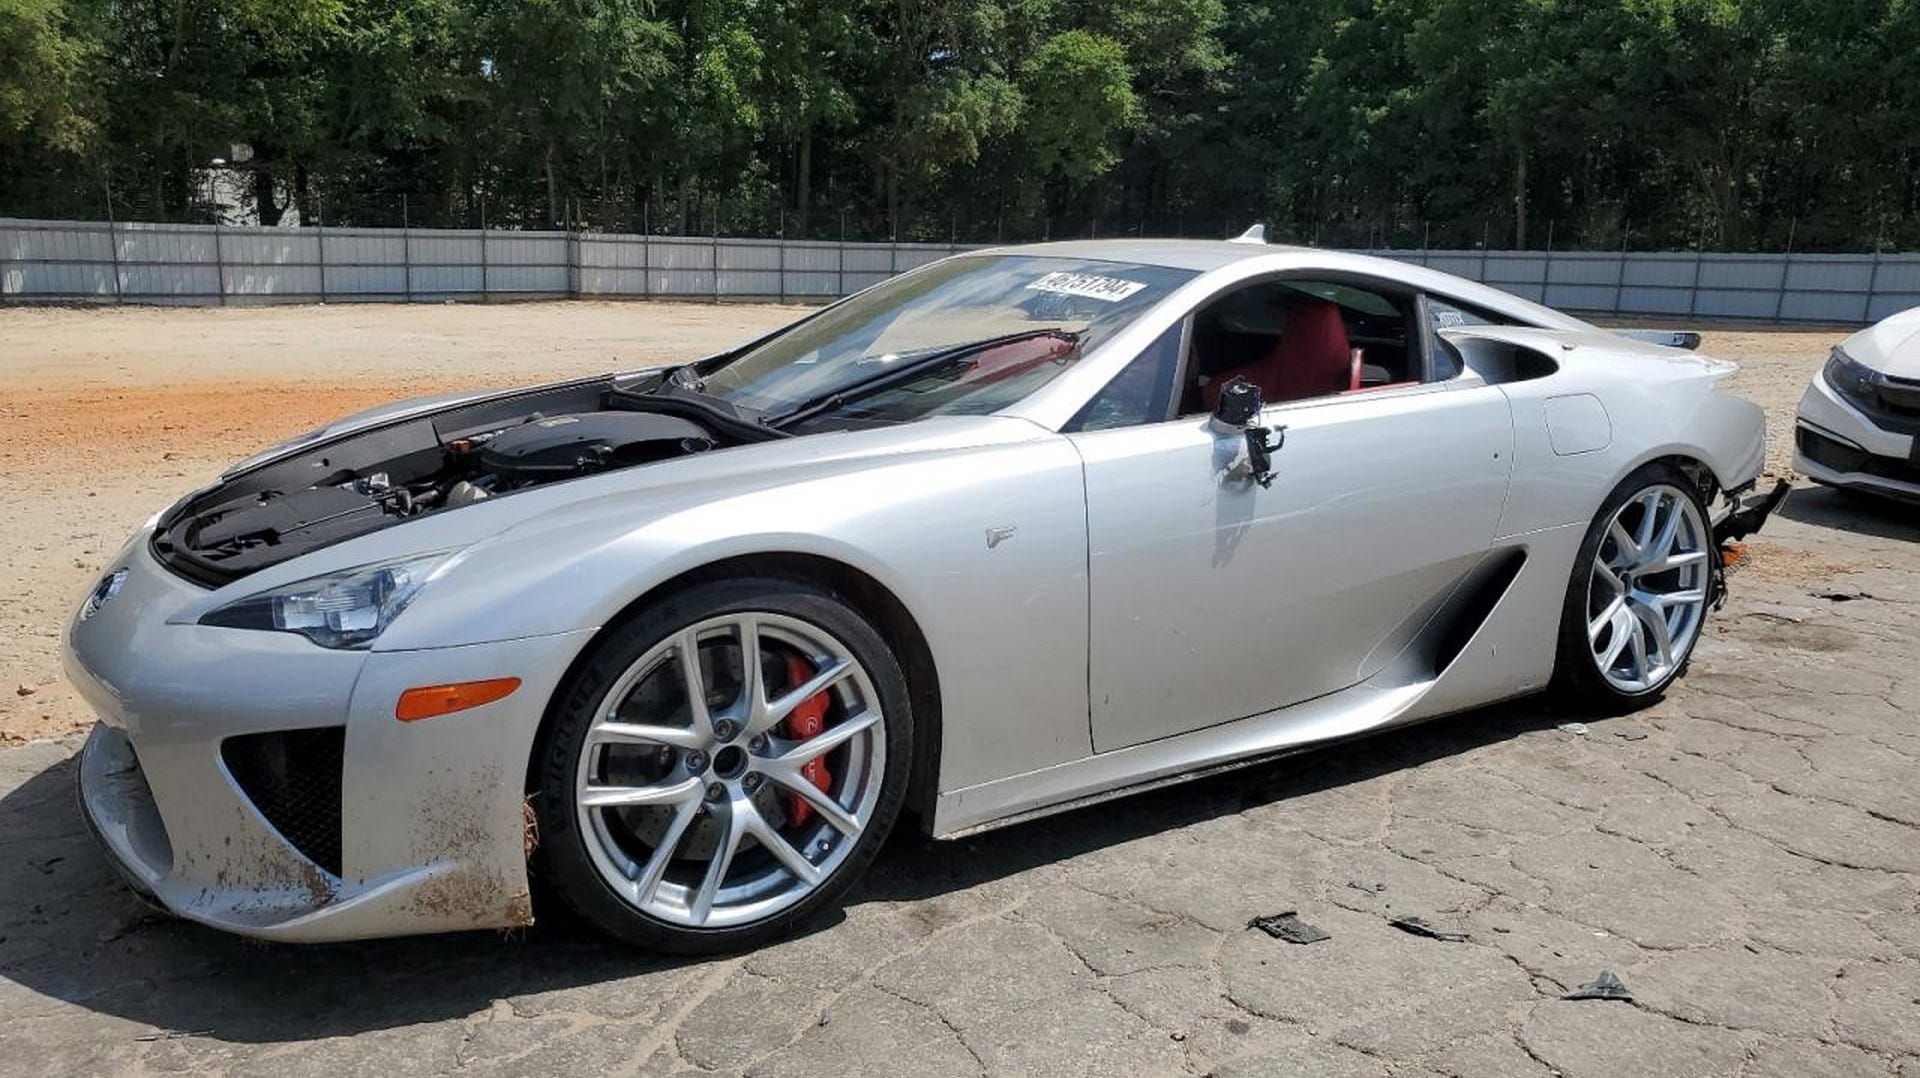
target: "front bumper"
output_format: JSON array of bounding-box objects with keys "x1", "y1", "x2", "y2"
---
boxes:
[
  {"x1": 1793, "y1": 371, "x2": 1920, "y2": 501},
  {"x1": 65, "y1": 531, "x2": 594, "y2": 942}
]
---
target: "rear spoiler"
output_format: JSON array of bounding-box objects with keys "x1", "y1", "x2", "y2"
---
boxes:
[{"x1": 1614, "y1": 329, "x2": 1703, "y2": 351}]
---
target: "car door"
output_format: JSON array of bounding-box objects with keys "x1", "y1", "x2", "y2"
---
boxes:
[{"x1": 1069, "y1": 284, "x2": 1516, "y2": 753}]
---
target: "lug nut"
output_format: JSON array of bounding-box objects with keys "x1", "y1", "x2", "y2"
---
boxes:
[
  {"x1": 748, "y1": 735, "x2": 767, "y2": 752},
  {"x1": 714, "y1": 719, "x2": 738, "y2": 741},
  {"x1": 743, "y1": 773, "x2": 763, "y2": 792},
  {"x1": 706, "y1": 782, "x2": 726, "y2": 802},
  {"x1": 683, "y1": 750, "x2": 708, "y2": 772}
]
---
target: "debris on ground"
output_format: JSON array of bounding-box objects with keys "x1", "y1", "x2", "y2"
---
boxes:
[
  {"x1": 1562, "y1": 970, "x2": 1633, "y2": 1002},
  {"x1": 14, "y1": 685, "x2": 33, "y2": 697},
  {"x1": 1556, "y1": 722, "x2": 1591, "y2": 736},
  {"x1": 135, "y1": 1029, "x2": 213, "y2": 1042},
  {"x1": 1614, "y1": 730, "x2": 1649, "y2": 742},
  {"x1": 1812, "y1": 591, "x2": 1873, "y2": 603},
  {"x1": 1346, "y1": 880, "x2": 1388, "y2": 894},
  {"x1": 1387, "y1": 916, "x2": 1469, "y2": 942},
  {"x1": 1248, "y1": 911, "x2": 1331, "y2": 944}
]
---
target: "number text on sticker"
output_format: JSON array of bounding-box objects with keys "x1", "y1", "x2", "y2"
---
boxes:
[{"x1": 1025, "y1": 271, "x2": 1148, "y2": 303}]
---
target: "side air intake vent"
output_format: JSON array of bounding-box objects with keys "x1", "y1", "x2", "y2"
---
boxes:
[
  {"x1": 1426, "y1": 548, "x2": 1528, "y2": 677},
  {"x1": 221, "y1": 727, "x2": 345, "y2": 877}
]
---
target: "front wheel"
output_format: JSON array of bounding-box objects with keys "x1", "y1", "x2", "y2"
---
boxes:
[
  {"x1": 531, "y1": 578, "x2": 912, "y2": 953},
  {"x1": 1552, "y1": 464, "x2": 1714, "y2": 709}
]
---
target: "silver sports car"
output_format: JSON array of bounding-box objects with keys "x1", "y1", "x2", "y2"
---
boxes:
[{"x1": 66, "y1": 239, "x2": 1783, "y2": 952}]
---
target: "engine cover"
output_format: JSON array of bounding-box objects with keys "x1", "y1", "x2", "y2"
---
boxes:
[{"x1": 477, "y1": 412, "x2": 713, "y2": 483}]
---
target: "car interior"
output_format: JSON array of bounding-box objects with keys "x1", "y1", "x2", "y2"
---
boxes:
[
  {"x1": 1181, "y1": 278, "x2": 1427, "y2": 415},
  {"x1": 1068, "y1": 276, "x2": 1517, "y2": 432}
]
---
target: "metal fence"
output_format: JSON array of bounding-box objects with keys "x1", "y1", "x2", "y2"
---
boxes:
[
  {"x1": 0, "y1": 218, "x2": 966, "y2": 306},
  {"x1": 4, "y1": 217, "x2": 1917, "y2": 325},
  {"x1": 1378, "y1": 247, "x2": 1920, "y2": 326}
]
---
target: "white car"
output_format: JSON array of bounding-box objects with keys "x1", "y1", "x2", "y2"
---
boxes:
[{"x1": 1794, "y1": 306, "x2": 1920, "y2": 501}]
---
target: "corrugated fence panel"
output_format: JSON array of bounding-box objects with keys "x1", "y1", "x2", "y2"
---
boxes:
[
  {"x1": 644, "y1": 237, "x2": 715, "y2": 296},
  {"x1": 3, "y1": 220, "x2": 115, "y2": 298},
  {"x1": 318, "y1": 230, "x2": 409, "y2": 299},
  {"x1": 841, "y1": 246, "x2": 897, "y2": 274},
  {"x1": 1421, "y1": 253, "x2": 1485, "y2": 278},
  {"x1": 1864, "y1": 258, "x2": 1920, "y2": 321},
  {"x1": 4, "y1": 218, "x2": 1916, "y2": 322},
  {"x1": 217, "y1": 229, "x2": 312, "y2": 298},
  {"x1": 578, "y1": 235, "x2": 646, "y2": 268},
  {"x1": 1613, "y1": 254, "x2": 1693, "y2": 316},
  {"x1": 781, "y1": 242, "x2": 843, "y2": 297},
  {"x1": 1539, "y1": 254, "x2": 1620, "y2": 311},
  {"x1": 110, "y1": 224, "x2": 216, "y2": 301},
  {"x1": 716, "y1": 239, "x2": 780, "y2": 296},
  {"x1": 576, "y1": 233, "x2": 643, "y2": 297},
  {"x1": 481, "y1": 232, "x2": 567, "y2": 294},
  {"x1": 406, "y1": 230, "x2": 484, "y2": 297}
]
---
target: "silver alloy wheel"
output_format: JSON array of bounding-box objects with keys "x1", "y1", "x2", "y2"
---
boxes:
[
  {"x1": 574, "y1": 612, "x2": 885, "y2": 929},
  {"x1": 1586, "y1": 483, "x2": 1711, "y2": 693}
]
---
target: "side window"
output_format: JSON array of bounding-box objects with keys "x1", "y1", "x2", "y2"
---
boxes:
[
  {"x1": 1180, "y1": 277, "x2": 1421, "y2": 415},
  {"x1": 1425, "y1": 296, "x2": 1510, "y2": 381},
  {"x1": 1431, "y1": 337, "x2": 1466, "y2": 381},
  {"x1": 1426, "y1": 299, "x2": 1503, "y2": 329},
  {"x1": 1068, "y1": 322, "x2": 1186, "y2": 431}
]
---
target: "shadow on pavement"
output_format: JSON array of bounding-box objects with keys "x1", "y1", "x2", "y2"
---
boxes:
[
  {"x1": 1776, "y1": 482, "x2": 1920, "y2": 541},
  {"x1": 0, "y1": 696, "x2": 1567, "y2": 1044}
]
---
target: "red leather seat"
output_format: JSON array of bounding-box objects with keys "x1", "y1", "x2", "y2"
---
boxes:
[
  {"x1": 1203, "y1": 298, "x2": 1355, "y2": 410},
  {"x1": 956, "y1": 334, "x2": 1078, "y2": 385}
]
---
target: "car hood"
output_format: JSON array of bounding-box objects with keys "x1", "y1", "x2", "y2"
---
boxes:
[
  {"x1": 1846, "y1": 306, "x2": 1920, "y2": 378},
  {"x1": 165, "y1": 410, "x2": 1055, "y2": 620},
  {"x1": 219, "y1": 377, "x2": 619, "y2": 478}
]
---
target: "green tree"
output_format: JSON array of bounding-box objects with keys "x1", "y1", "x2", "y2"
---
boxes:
[{"x1": 0, "y1": 0, "x2": 101, "y2": 153}]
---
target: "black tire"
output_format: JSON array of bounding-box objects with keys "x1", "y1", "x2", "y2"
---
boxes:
[
  {"x1": 1550, "y1": 462, "x2": 1712, "y2": 712},
  {"x1": 530, "y1": 577, "x2": 913, "y2": 953}
]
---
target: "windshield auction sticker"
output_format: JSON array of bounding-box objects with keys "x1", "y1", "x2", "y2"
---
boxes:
[{"x1": 1026, "y1": 271, "x2": 1147, "y2": 303}]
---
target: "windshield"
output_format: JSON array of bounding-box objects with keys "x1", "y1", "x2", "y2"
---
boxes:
[{"x1": 698, "y1": 255, "x2": 1194, "y2": 419}]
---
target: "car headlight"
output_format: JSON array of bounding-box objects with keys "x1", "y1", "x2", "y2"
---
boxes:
[
  {"x1": 1824, "y1": 347, "x2": 1884, "y2": 410},
  {"x1": 199, "y1": 551, "x2": 458, "y2": 649}
]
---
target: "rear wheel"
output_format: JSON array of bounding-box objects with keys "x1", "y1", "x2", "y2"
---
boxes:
[
  {"x1": 1553, "y1": 464, "x2": 1713, "y2": 708},
  {"x1": 532, "y1": 578, "x2": 911, "y2": 952}
]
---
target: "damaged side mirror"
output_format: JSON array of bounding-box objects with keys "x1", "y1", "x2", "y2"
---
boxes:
[{"x1": 1210, "y1": 379, "x2": 1284, "y2": 488}]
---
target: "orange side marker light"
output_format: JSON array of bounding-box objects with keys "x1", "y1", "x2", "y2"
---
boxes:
[
  {"x1": 396, "y1": 677, "x2": 522, "y2": 722},
  {"x1": 1719, "y1": 541, "x2": 1748, "y2": 570}
]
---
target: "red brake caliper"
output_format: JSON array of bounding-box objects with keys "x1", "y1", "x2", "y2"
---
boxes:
[{"x1": 780, "y1": 654, "x2": 832, "y2": 826}]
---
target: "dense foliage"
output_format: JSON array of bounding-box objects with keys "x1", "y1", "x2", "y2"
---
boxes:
[{"x1": 2, "y1": 0, "x2": 1914, "y2": 250}]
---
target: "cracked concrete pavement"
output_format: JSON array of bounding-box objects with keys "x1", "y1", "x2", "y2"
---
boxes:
[{"x1": 2, "y1": 308, "x2": 1918, "y2": 1077}]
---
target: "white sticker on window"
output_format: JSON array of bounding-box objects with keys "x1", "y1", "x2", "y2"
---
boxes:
[{"x1": 1026, "y1": 271, "x2": 1147, "y2": 303}]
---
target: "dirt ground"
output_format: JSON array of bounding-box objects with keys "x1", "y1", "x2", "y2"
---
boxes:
[
  {"x1": 4, "y1": 301, "x2": 1920, "y2": 1078},
  {"x1": 0, "y1": 301, "x2": 807, "y2": 744},
  {"x1": 0, "y1": 302, "x2": 1842, "y2": 744}
]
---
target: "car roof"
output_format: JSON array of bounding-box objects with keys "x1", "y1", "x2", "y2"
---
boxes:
[
  {"x1": 981, "y1": 238, "x2": 1597, "y2": 430},
  {"x1": 968, "y1": 238, "x2": 1295, "y2": 272},
  {"x1": 966, "y1": 238, "x2": 1590, "y2": 333}
]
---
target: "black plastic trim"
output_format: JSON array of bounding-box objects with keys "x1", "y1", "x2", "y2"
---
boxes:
[{"x1": 221, "y1": 727, "x2": 346, "y2": 877}]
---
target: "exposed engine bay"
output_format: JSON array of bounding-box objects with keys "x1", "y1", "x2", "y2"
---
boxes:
[{"x1": 153, "y1": 375, "x2": 744, "y2": 583}]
